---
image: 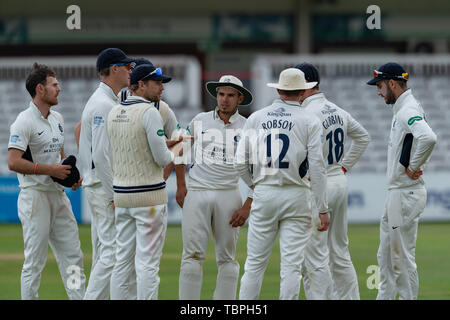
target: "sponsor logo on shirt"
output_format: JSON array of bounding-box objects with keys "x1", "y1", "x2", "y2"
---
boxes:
[
  {"x1": 157, "y1": 129, "x2": 165, "y2": 136},
  {"x1": 321, "y1": 104, "x2": 337, "y2": 115},
  {"x1": 267, "y1": 107, "x2": 291, "y2": 117},
  {"x1": 10, "y1": 135, "x2": 20, "y2": 143},
  {"x1": 408, "y1": 116, "x2": 423, "y2": 126},
  {"x1": 93, "y1": 116, "x2": 104, "y2": 126}
]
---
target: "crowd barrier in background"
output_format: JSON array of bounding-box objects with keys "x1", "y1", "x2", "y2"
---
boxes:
[{"x1": 1, "y1": 172, "x2": 449, "y2": 225}]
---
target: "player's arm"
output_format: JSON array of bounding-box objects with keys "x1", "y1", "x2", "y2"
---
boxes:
[
  {"x1": 402, "y1": 111, "x2": 437, "y2": 178},
  {"x1": 306, "y1": 117, "x2": 330, "y2": 231},
  {"x1": 143, "y1": 108, "x2": 180, "y2": 167},
  {"x1": 8, "y1": 119, "x2": 70, "y2": 179},
  {"x1": 91, "y1": 106, "x2": 114, "y2": 202},
  {"x1": 74, "y1": 121, "x2": 81, "y2": 149},
  {"x1": 340, "y1": 115, "x2": 371, "y2": 172},
  {"x1": 8, "y1": 148, "x2": 70, "y2": 179},
  {"x1": 233, "y1": 118, "x2": 254, "y2": 188}
]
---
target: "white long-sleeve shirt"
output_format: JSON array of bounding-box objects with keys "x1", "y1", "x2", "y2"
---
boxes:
[
  {"x1": 387, "y1": 89, "x2": 437, "y2": 189},
  {"x1": 78, "y1": 82, "x2": 118, "y2": 201},
  {"x1": 301, "y1": 93, "x2": 370, "y2": 176},
  {"x1": 234, "y1": 99, "x2": 328, "y2": 213}
]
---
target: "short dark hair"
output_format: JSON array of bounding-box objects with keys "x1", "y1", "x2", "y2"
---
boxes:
[
  {"x1": 98, "y1": 67, "x2": 111, "y2": 77},
  {"x1": 278, "y1": 89, "x2": 303, "y2": 97},
  {"x1": 129, "y1": 83, "x2": 140, "y2": 92},
  {"x1": 25, "y1": 63, "x2": 56, "y2": 98},
  {"x1": 384, "y1": 79, "x2": 407, "y2": 89}
]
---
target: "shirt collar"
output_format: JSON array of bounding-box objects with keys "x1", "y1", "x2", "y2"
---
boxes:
[
  {"x1": 29, "y1": 100, "x2": 50, "y2": 119},
  {"x1": 213, "y1": 106, "x2": 240, "y2": 124},
  {"x1": 301, "y1": 92, "x2": 325, "y2": 108},
  {"x1": 274, "y1": 98, "x2": 301, "y2": 108},
  {"x1": 99, "y1": 82, "x2": 120, "y2": 102},
  {"x1": 393, "y1": 89, "x2": 412, "y2": 114}
]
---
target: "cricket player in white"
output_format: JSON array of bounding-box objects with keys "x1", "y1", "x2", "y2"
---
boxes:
[
  {"x1": 108, "y1": 64, "x2": 184, "y2": 300},
  {"x1": 117, "y1": 58, "x2": 185, "y2": 298},
  {"x1": 297, "y1": 63, "x2": 370, "y2": 300},
  {"x1": 178, "y1": 75, "x2": 254, "y2": 300},
  {"x1": 367, "y1": 62, "x2": 437, "y2": 300},
  {"x1": 8, "y1": 63, "x2": 85, "y2": 300},
  {"x1": 235, "y1": 68, "x2": 330, "y2": 300},
  {"x1": 118, "y1": 58, "x2": 186, "y2": 201},
  {"x1": 77, "y1": 48, "x2": 134, "y2": 299}
]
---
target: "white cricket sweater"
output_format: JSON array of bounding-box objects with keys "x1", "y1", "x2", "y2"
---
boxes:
[{"x1": 107, "y1": 97, "x2": 174, "y2": 208}]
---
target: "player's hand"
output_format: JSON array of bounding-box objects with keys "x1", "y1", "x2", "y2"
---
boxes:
[
  {"x1": 406, "y1": 167, "x2": 423, "y2": 180},
  {"x1": 111, "y1": 201, "x2": 115, "y2": 210},
  {"x1": 317, "y1": 212, "x2": 330, "y2": 232},
  {"x1": 51, "y1": 164, "x2": 71, "y2": 180},
  {"x1": 176, "y1": 184, "x2": 187, "y2": 208},
  {"x1": 71, "y1": 177, "x2": 83, "y2": 191},
  {"x1": 163, "y1": 163, "x2": 175, "y2": 180},
  {"x1": 166, "y1": 136, "x2": 183, "y2": 148},
  {"x1": 229, "y1": 198, "x2": 252, "y2": 228}
]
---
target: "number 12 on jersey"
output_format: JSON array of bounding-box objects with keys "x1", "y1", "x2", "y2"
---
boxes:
[
  {"x1": 326, "y1": 128, "x2": 344, "y2": 165},
  {"x1": 266, "y1": 133, "x2": 289, "y2": 168}
]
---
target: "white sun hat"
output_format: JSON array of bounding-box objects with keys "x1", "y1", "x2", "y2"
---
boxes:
[
  {"x1": 206, "y1": 75, "x2": 253, "y2": 106},
  {"x1": 267, "y1": 68, "x2": 318, "y2": 90}
]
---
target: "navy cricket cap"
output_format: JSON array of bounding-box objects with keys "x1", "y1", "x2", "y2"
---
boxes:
[
  {"x1": 130, "y1": 64, "x2": 171, "y2": 85},
  {"x1": 134, "y1": 58, "x2": 154, "y2": 67},
  {"x1": 51, "y1": 155, "x2": 80, "y2": 188},
  {"x1": 96, "y1": 48, "x2": 135, "y2": 71},
  {"x1": 367, "y1": 62, "x2": 409, "y2": 85},
  {"x1": 295, "y1": 63, "x2": 320, "y2": 84}
]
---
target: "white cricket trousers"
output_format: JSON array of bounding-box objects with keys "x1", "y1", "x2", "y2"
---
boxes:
[
  {"x1": 18, "y1": 188, "x2": 86, "y2": 300},
  {"x1": 377, "y1": 186, "x2": 426, "y2": 300},
  {"x1": 110, "y1": 204, "x2": 167, "y2": 300},
  {"x1": 303, "y1": 174, "x2": 359, "y2": 300},
  {"x1": 83, "y1": 185, "x2": 116, "y2": 300},
  {"x1": 239, "y1": 185, "x2": 313, "y2": 300},
  {"x1": 179, "y1": 188, "x2": 241, "y2": 300}
]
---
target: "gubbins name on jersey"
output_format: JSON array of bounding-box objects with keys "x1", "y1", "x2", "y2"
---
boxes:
[{"x1": 322, "y1": 114, "x2": 344, "y2": 130}]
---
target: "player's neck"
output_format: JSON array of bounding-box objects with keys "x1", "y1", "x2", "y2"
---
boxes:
[
  {"x1": 32, "y1": 97, "x2": 51, "y2": 119},
  {"x1": 102, "y1": 78, "x2": 124, "y2": 96}
]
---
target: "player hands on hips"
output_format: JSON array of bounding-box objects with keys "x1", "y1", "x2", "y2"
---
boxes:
[
  {"x1": 178, "y1": 75, "x2": 254, "y2": 300},
  {"x1": 367, "y1": 62, "x2": 437, "y2": 300}
]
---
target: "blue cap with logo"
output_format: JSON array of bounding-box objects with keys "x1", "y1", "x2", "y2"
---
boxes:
[
  {"x1": 367, "y1": 62, "x2": 409, "y2": 85},
  {"x1": 96, "y1": 48, "x2": 135, "y2": 72},
  {"x1": 130, "y1": 64, "x2": 171, "y2": 85},
  {"x1": 295, "y1": 62, "x2": 320, "y2": 84}
]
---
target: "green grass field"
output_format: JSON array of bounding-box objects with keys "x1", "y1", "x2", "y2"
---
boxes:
[{"x1": 1, "y1": 222, "x2": 449, "y2": 300}]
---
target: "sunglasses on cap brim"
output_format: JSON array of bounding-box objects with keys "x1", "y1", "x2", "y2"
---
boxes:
[
  {"x1": 138, "y1": 67, "x2": 163, "y2": 82},
  {"x1": 373, "y1": 70, "x2": 409, "y2": 81}
]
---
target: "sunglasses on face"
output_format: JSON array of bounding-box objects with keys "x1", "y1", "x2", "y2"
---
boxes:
[
  {"x1": 110, "y1": 62, "x2": 135, "y2": 70},
  {"x1": 373, "y1": 70, "x2": 409, "y2": 80}
]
